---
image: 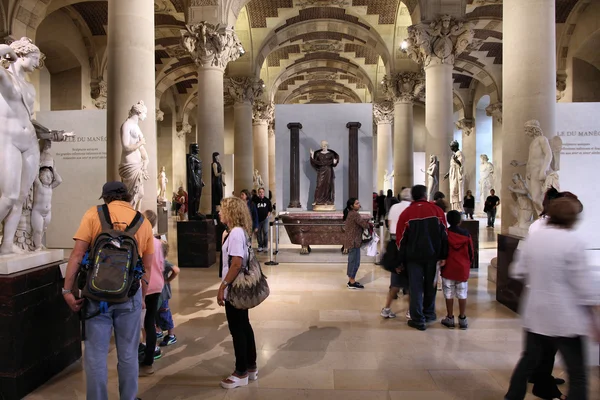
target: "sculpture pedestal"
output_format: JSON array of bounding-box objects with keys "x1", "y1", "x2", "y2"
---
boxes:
[
  {"x1": 496, "y1": 234, "x2": 524, "y2": 313},
  {"x1": 0, "y1": 260, "x2": 81, "y2": 400},
  {"x1": 461, "y1": 220, "x2": 480, "y2": 268},
  {"x1": 157, "y1": 202, "x2": 169, "y2": 235},
  {"x1": 177, "y1": 220, "x2": 216, "y2": 268},
  {"x1": 0, "y1": 249, "x2": 64, "y2": 275},
  {"x1": 313, "y1": 204, "x2": 336, "y2": 211}
]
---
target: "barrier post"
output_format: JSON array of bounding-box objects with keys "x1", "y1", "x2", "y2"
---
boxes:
[
  {"x1": 274, "y1": 217, "x2": 280, "y2": 256},
  {"x1": 265, "y1": 221, "x2": 278, "y2": 265}
]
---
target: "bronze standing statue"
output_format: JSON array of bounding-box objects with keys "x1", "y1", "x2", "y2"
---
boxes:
[
  {"x1": 310, "y1": 140, "x2": 340, "y2": 209},
  {"x1": 186, "y1": 144, "x2": 204, "y2": 220}
]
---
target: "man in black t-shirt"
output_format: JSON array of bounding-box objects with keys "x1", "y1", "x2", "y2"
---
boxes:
[
  {"x1": 484, "y1": 189, "x2": 500, "y2": 228},
  {"x1": 254, "y1": 188, "x2": 272, "y2": 252}
]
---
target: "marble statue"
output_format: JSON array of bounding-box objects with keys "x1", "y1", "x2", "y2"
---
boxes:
[
  {"x1": 0, "y1": 37, "x2": 73, "y2": 254},
  {"x1": 383, "y1": 169, "x2": 395, "y2": 192},
  {"x1": 119, "y1": 101, "x2": 149, "y2": 211},
  {"x1": 444, "y1": 141, "x2": 465, "y2": 211},
  {"x1": 187, "y1": 144, "x2": 204, "y2": 220},
  {"x1": 32, "y1": 141, "x2": 62, "y2": 250},
  {"x1": 508, "y1": 173, "x2": 534, "y2": 231},
  {"x1": 309, "y1": 140, "x2": 340, "y2": 209},
  {"x1": 510, "y1": 120, "x2": 562, "y2": 216},
  {"x1": 426, "y1": 155, "x2": 440, "y2": 202},
  {"x1": 253, "y1": 169, "x2": 264, "y2": 189},
  {"x1": 158, "y1": 166, "x2": 168, "y2": 202},
  {"x1": 479, "y1": 154, "x2": 494, "y2": 211},
  {"x1": 211, "y1": 152, "x2": 226, "y2": 215}
]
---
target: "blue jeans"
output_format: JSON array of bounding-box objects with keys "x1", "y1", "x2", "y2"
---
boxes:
[
  {"x1": 406, "y1": 260, "x2": 438, "y2": 325},
  {"x1": 84, "y1": 290, "x2": 142, "y2": 400},
  {"x1": 257, "y1": 218, "x2": 269, "y2": 248},
  {"x1": 347, "y1": 247, "x2": 361, "y2": 279},
  {"x1": 487, "y1": 208, "x2": 497, "y2": 227}
]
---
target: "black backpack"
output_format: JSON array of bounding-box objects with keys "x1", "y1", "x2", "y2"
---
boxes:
[{"x1": 78, "y1": 205, "x2": 145, "y2": 304}]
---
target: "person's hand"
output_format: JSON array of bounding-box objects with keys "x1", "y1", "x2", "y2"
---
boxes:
[
  {"x1": 139, "y1": 137, "x2": 147, "y2": 146},
  {"x1": 63, "y1": 293, "x2": 84, "y2": 313},
  {"x1": 439, "y1": 260, "x2": 446, "y2": 267},
  {"x1": 217, "y1": 286, "x2": 226, "y2": 306}
]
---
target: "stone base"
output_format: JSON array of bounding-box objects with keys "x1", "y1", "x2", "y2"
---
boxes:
[
  {"x1": 177, "y1": 220, "x2": 216, "y2": 268},
  {"x1": 0, "y1": 260, "x2": 81, "y2": 400},
  {"x1": 313, "y1": 204, "x2": 336, "y2": 211},
  {"x1": 497, "y1": 234, "x2": 524, "y2": 313},
  {"x1": 461, "y1": 220, "x2": 480, "y2": 268},
  {"x1": 508, "y1": 226, "x2": 529, "y2": 239},
  {"x1": 488, "y1": 257, "x2": 498, "y2": 283},
  {"x1": 0, "y1": 249, "x2": 64, "y2": 275}
]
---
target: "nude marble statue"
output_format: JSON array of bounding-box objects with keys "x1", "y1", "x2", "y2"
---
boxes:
[
  {"x1": 444, "y1": 141, "x2": 465, "y2": 211},
  {"x1": 0, "y1": 38, "x2": 72, "y2": 254},
  {"x1": 383, "y1": 169, "x2": 395, "y2": 193},
  {"x1": 253, "y1": 169, "x2": 264, "y2": 189},
  {"x1": 119, "y1": 101, "x2": 149, "y2": 211},
  {"x1": 158, "y1": 166, "x2": 168, "y2": 202},
  {"x1": 479, "y1": 154, "x2": 494, "y2": 211},
  {"x1": 508, "y1": 173, "x2": 534, "y2": 230},
  {"x1": 426, "y1": 155, "x2": 439, "y2": 201}
]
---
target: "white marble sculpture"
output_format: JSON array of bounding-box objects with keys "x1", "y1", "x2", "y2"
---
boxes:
[
  {"x1": 426, "y1": 155, "x2": 439, "y2": 201},
  {"x1": 32, "y1": 140, "x2": 62, "y2": 250},
  {"x1": 0, "y1": 38, "x2": 73, "y2": 254},
  {"x1": 383, "y1": 169, "x2": 395, "y2": 192},
  {"x1": 253, "y1": 169, "x2": 264, "y2": 189},
  {"x1": 119, "y1": 101, "x2": 149, "y2": 211},
  {"x1": 510, "y1": 120, "x2": 561, "y2": 216},
  {"x1": 158, "y1": 166, "x2": 168, "y2": 202},
  {"x1": 508, "y1": 173, "x2": 534, "y2": 235},
  {"x1": 444, "y1": 141, "x2": 465, "y2": 211},
  {"x1": 479, "y1": 154, "x2": 494, "y2": 211}
]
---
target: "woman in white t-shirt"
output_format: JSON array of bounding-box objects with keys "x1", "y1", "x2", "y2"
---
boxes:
[{"x1": 217, "y1": 197, "x2": 257, "y2": 389}]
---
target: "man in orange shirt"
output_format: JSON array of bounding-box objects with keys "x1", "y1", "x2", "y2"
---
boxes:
[{"x1": 62, "y1": 181, "x2": 154, "y2": 400}]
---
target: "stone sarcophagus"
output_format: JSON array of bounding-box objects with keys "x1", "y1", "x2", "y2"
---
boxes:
[{"x1": 279, "y1": 211, "x2": 371, "y2": 254}]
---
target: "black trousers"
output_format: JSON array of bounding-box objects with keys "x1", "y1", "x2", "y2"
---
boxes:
[
  {"x1": 142, "y1": 293, "x2": 161, "y2": 365},
  {"x1": 225, "y1": 301, "x2": 257, "y2": 375},
  {"x1": 505, "y1": 331, "x2": 588, "y2": 400}
]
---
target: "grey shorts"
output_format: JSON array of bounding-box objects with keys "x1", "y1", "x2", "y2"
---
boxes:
[{"x1": 390, "y1": 271, "x2": 408, "y2": 294}]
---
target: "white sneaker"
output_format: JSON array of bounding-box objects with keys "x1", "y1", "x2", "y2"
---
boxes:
[
  {"x1": 405, "y1": 310, "x2": 411, "y2": 320},
  {"x1": 257, "y1": 247, "x2": 263, "y2": 252},
  {"x1": 220, "y1": 374, "x2": 249, "y2": 389},
  {"x1": 381, "y1": 308, "x2": 397, "y2": 318}
]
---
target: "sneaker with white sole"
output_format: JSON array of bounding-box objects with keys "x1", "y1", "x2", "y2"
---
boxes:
[
  {"x1": 381, "y1": 308, "x2": 397, "y2": 318},
  {"x1": 458, "y1": 315, "x2": 468, "y2": 330},
  {"x1": 248, "y1": 369, "x2": 258, "y2": 381},
  {"x1": 405, "y1": 310, "x2": 411, "y2": 320},
  {"x1": 347, "y1": 282, "x2": 365, "y2": 289}
]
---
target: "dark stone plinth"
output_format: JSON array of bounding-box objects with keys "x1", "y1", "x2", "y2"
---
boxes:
[
  {"x1": 0, "y1": 261, "x2": 82, "y2": 400},
  {"x1": 461, "y1": 220, "x2": 480, "y2": 268},
  {"x1": 346, "y1": 122, "x2": 361, "y2": 199},
  {"x1": 177, "y1": 219, "x2": 216, "y2": 268},
  {"x1": 287, "y1": 123, "x2": 303, "y2": 209},
  {"x1": 157, "y1": 203, "x2": 169, "y2": 235},
  {"x1": 496, "y1": 233, "x2": 524, "y2": 313}
]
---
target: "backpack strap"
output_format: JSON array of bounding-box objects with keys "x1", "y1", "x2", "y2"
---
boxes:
[
  {"x1": 125, "y1": 211, "x2": 145, "y2": 235},
  {"x1": 97, "y1": 204, "x2": 113, "y2": 230}
]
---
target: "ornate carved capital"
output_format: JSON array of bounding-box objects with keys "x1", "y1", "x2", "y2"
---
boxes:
[
  {"x1": 456, "y1": 118, "x2": 474, "y2": 136},
  {"x1": 181, "y1": 22, "x2": 244, "y2": 70},
  {"x1": 91, "y1": 78, "x2": 107, "y2": 109},
  {"x1": 225, "y1": 76, "x2": 264, "y2": 104},
  {"x1": 253, "y1": 100, "x2": 274, "y2": 123},
  {"x1": 556, "y1": 73, "x2": 567, "y2": 101},
  {"x1": 373, "y1": 101, "x2": 394, "y2": 124},
  {"x1": 176, "y1": 123, "x2": 192, "y2": 140},
  {"x1": 382, "y1": 71, "x2": 425, "y2": 104},
  {"x1": 156, "y1": 109, "x2": 165, "y2": 122},
  {"x1": 407, "y1": 15, "x2": 474, "y2": 68},
  {"x1": 485, "y1": 102, "x2": 503, "y2": 123}
]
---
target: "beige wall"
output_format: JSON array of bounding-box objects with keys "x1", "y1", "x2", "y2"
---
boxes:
[
  {"x1": 50, "y1": 67, "x2": 82, "y2": 110},
  {"x1": 572, "y1": 58, "x2": 600, "y2": 102},
  {"x1": 158, "y1": 113, "x2": 174, "y2": 197}
]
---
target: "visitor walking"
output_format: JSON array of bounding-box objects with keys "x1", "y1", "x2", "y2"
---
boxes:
[
  {"x1": 343, "y1": 198, "x2": 372, "y2": 289},
  {"x1": 504, "y1": 197, "x2": 600, "y2": 400},
  {"x1": 156, "y1": 240, "x2": 180, "y2": 347},
  {"x1": 396, "y1": 185, "x2": 448, "y2": 331},
  {"x1": 376, "y1": 190, "x2": 386, "y2": 223},
  {"x1": 217, "y1": 197, "x2": 258, "y2": 389},
  {"x1": 484, "y1": 189, "x2": 500, "y2": 227},
  {"x1": 463, "y1": 190, "x2": 475, "y2": 219},
  {"x1": 254, "y1": 188, "x2": 272, "y2": 252},
  {"x1": 240, "y1": 189, "x2": 259, "y2": 237}
]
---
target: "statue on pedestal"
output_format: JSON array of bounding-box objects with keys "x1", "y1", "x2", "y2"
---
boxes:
[
  {"x1": 187, "y1": 144, "x2": 205, "y2": 220},
  {"x1": 0, "y1": 37, "x2": 73, "y2": 254},
  {"x1": 253, "y1": 169, "x2": 264, "y2": 189},
  {"x1": 309, "y1": 140, "x2": 340, "y2": 210},
  {"x1": 508, "y1": 173, "x2": 534, "y2": 234},
  {"x1": 479, "y1": 154, "x2": 494, "y2": 211},
  {"x1": 444, "y1": 141, "x2": 465, "y2": 211},
  {"x1": 158, "y1": 166, "x2": 168, "y2": 203},
  {"x1": 211, "y1": 152, "x2": 226, "y2": 216},
  {"x1": 119, "y1": 100, "x2": 149, "y2": 211},
  {"x1": 426, "y1": 155, "x2": 439, "y2": 201},
  {"x1": 383, "y1": 169, "x2": 395, "y2": 193}
]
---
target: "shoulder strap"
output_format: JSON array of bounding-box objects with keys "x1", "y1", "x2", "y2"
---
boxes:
[
  {"x1": 97, "y1": 205, "x2": 113, "y2": 230},
  {"x1": 125, "y1": 212, "x2": 145, "y2": 235}
]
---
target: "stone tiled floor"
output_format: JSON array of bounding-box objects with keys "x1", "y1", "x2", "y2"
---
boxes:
[{"x1": 27, "y1": 220, "x2": 599, "y2": 400}]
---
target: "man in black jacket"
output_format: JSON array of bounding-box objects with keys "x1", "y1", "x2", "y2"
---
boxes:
[
  {"x1": 254, "y1": 188, "x2": 272, "y2": 252},
  {"x1": 396, "y1": 185, "x2": 448, "y2": 331}
]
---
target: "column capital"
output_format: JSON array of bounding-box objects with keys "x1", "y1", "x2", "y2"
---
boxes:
[
  {"x1": 91, "y1": 78, "x2": 107, "y2": 109},
  {"x1": 373, "y1": 101, "x2": 394, "y2": 124},
  {"x1": 485, "y1": 102, "x2": 503, "y2": 123},
  {"x1": 287, "y1": 122, "x2": 303, "y2": 130},
  {"x1": 181, "y1": 22, "x2": 244, "y2": 70},
  {"x1": 382, "y1": 71, "x2": 425, "y2": 104},
  {"x1": 268, "y1": 124, "x2": 275, "y2": 137},
  {"x1": 455, "y1": 118, "x2": 474, "y2": 136},
  {"x1": 253, "y1": 100, "x2": 274, "y2": 124},
  {"x1": 407, "y1": 15, "x2": 474, "y2": 68},
  {"x1": 225, "y1": 76, "x2": 264, "y2": 105},
  {"x1": 346, "y1": 122, "x2": 362, "y2": 129},
  {"x1": 176, "y1": 122, "x2": 192, "y2": 140}
]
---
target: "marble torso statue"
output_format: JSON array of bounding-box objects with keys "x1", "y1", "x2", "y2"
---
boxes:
[
  {"x1": 426, "y1": 155, "x2": 439, "y2": 201},
  {"x1": 447, "y1": 141, "x2": 465, "y2": 211},
  {"x1": 479, "y1": 154, "x2": 494, "y2": 210},
  {"x1": 508, "y1": 173, "x2": 534, "y2": 230},
  {"x1": 253, "y1": 169, "x2": 264, "y2": 189},
  {"x1": 383, "y1": 170, "x2": 395, "y2": 193},
  {"x1": 310, "y1": 141, "x2": 340, "y2": 206},
  {"x1": 119, "y1": 101, "x2": 149, "y2": 211},
  {"x1": 158, "y1": 166, "x2": 168, "y2": 202}
]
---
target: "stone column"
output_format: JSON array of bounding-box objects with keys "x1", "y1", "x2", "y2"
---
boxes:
[
  {"x1": 268, "y1": 124, "x2": 276, "y2": 205},
  {"x1": 383, "y1": 72, "x2": 425, "y2": 192},
  {"x1": 501, "y1": 0, "x2": 556, "y2": 231},
  {"x1": 253, "y1": 101, "x2": 274, "y2": 193},
  {"x1": 182, "y1": 23, "x2": 243, "y2": 213},
  {"x1": 106, "y1": 0, "x2": 157, "y2": 211},
  {"x1": 408, "y1": 16, "x2": 474, "y2": 195},
  {"x1": 287, "y1": 123, "x2": 303, "y2": 208},
  {"x1": 174, "y1": 122, "x2": 192, "y2": 192},
  {"x1": 486, "y1": 103, "x2": 503, "y2": 215},
  {"x1": 456, "y1": 119, "x2": 475, "y2": 196},
  {"x1": 373, "y1": 101, "x2": 394, "y2": 191},
  {"x1": 225, "y1": 77, "x2": 264, "y2": 194},
  {"x1": 347, "y1": 122, "x2": 361, "y2": 199}
]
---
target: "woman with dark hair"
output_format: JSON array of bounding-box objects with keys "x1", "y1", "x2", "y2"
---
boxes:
[
  {"x1": 343, "y1": 198, "x2": 371, "y2": 289},
  {"x1": 240, "y1": 189, "x2": 259, "y2": 235},
  {"x1": 505, "y1": 197, "x2": 600, "y2": 400},
  {"x1": 433, "y1": 191, "x2": 448, "y2": 212},
  {"x1": 384, "y1": 189, "x2": 397, "y2": 219},
  {"x1": 463, "y1": 190, "x2": 475, "y2": 219},
  {"x1": 211, "y1": 152, "x2": 226, "y2": 216}
]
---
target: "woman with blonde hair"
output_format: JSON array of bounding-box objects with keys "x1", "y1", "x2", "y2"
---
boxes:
[{"x1": 216, "y1": 197, "x2": 257, "y2": 389}]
